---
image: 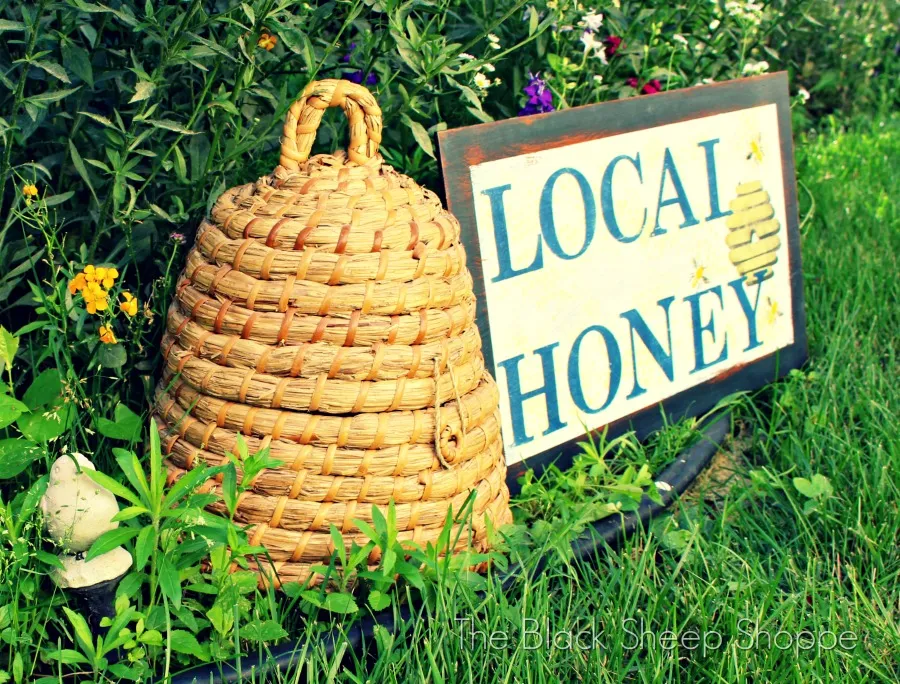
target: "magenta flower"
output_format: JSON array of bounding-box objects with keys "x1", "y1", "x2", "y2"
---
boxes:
[
  {"x1": 518, "y1": 72, "x2": 555, "y2": 117},
  {"x1": 627, "y1": 77, "x2": 662, "y2": 95},
  {"x1": 605, "y1": 35, "x2": 624, "y2": 57}
]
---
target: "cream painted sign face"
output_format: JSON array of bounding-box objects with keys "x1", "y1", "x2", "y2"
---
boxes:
[{"x1": 439, "y1": 75, "x2": 806, "y2": 475}]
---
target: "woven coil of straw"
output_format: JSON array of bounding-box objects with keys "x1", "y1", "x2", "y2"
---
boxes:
[{"x1": 154, "y1": 79, "x2": 512, "y2": 588}]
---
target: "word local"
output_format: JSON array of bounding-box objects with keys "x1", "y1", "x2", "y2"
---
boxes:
[{"x1": 480, "y1": 139, "x2": 768, "y2": 447}]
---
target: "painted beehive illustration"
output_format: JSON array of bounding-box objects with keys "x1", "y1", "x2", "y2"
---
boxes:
[
  {"x1": 725, "y1": 180, "x2": 781, "y2": 284},
  {"x1": 154, "y1": 79, "x2": 512, "y2": 587}
]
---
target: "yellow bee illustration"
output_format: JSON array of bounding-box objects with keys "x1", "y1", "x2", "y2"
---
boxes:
[
  {"x1": 747, "y1": 134, "x2": 764, "y2": 164},
  {"x1": 690, "y1": 259, "x2": 709, "y2": 289},
  {"x1": 766, "y1": 297, "x2": 783, "y2": 325}
]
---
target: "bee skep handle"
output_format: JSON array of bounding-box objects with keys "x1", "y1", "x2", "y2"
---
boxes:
[{"x1": 279, "y1": 79, "x2": 383, "y2": 170}]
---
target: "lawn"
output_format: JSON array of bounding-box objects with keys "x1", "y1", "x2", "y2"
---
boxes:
[{"x1": 213, "y1": 115, "x2": 900, "y2": 683}]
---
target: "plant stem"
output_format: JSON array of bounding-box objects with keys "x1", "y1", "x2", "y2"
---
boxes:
[{"x1": 0, "y1": 0, "x2": 47, "y2": 222}]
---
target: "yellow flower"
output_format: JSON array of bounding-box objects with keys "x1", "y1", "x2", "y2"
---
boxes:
[
  {"x1": 94, "y1": 266, "x2": 118, "y2": 289},
  {"x1": 258, "y1": 32, "x2": 277, "y2": 51},
  {"x1": 83, "y1": 265, "x2": 97, "y2": 282},
  {"x1": 120, "y1": 292, "x2": 138, "y2": 317},
  {"x1": 22, "y1": 183, "x2": 38, "y2": 198},
  {"x1": 82, "y1": 282, "x2": 109, "y2": 315},
  {"x1": 98, "y1": 325, "x2": 117, "y2": 344},
  {"x1": 69, "y1": 272, "x2": 88, "y2": 294}
]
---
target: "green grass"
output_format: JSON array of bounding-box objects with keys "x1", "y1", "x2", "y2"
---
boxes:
[{"x1": 256, "y1": 116, "x2": 900, "y2": 682}]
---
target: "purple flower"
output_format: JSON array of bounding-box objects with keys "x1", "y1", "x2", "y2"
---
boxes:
[
  {"x1": 518, "y1": 72, "x2": 555, "y2": 117},
  {"x1": 340, "y1": 42, "x2": 377, "y2": 86},
  {"x1": 345, "y1": 70, "x2": 378, "y2": 85},
  {"x1": 341, "y1": 42, "x2": 357, "y2": 63},
  {"x1": 170, "y1": 232, "x2": 186, "y2": 245}
]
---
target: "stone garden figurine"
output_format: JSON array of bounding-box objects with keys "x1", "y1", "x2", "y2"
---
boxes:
[{"x1": 40, "y1": 453, "x2": 132, "y2": 633}]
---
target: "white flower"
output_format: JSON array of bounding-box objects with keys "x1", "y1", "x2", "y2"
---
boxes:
[
  {"x1": 483, "y1": 62, "x2": 496, "y2": 72},
  {"x1": 488, "y1": 33, "x2": 501, "y2": 49},
  {"x1": 742, "y1": 60, "x2": 769, "y2": 76},
  {"x1": 459, "y1": 52, "x2": 475, "y2": 61},
  {"x1": 474, "y1": 72, "x2": 492, "y2": 89},
  {"x1": 726, "y1": 0, "x2": 764, "y2": 25},
  {"x1": 709, "y1": 19, "x2": 720, "y2": 30},
  {"x1": 580, "y1": 30, "x2": 608, "y2": 63},
  {"x1": 593, "y1": 74, "x2": 603, "y2": 84},
  {"x1": 493, "y1": 77, "x2": 502, "y2": 86},
  {"x1": 581, "y1": 11, "x2": 604, "y2": 32},
  {"x1": 673, "y1": 33, "x2": 688, "y2": 46},
  {"x1": 798, "y1": 86, "x2": 810, "y2": 103}
]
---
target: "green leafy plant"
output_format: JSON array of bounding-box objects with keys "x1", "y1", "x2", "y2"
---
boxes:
[{"x1": 792, "y1": 473, "x2": 833, "y2": 514}]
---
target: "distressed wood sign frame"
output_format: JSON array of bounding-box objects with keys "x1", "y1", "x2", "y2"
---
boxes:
[{"x1": 438, "y1": 72, "x2": 807, "y2": 487}]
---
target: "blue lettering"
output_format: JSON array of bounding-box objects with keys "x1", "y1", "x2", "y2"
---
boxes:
[
  {"x1": 728, "y1": 275, "x2": 765, "y2": 351},
  {"x1": 601, "y1": 153, "x2": 647, "y2": 243},
  {"x1": 497, "y1": 343, "x2": 567, "y2": 446},
  {"x1": 482, "y1": 184, "x2": 543, "y2": 283},
  {"x1": 539, "y1": 168, "x2": 596, "y2": 260},
  {"x1": 698, "y1": 139, "x2": 732, "y2": 222},
  {"x1": 685, "y1": 285, "x2": 729, "y2": 373},
  {"x1": 567, "y1": 325, "x2": 622, "y2": 414},
  {"x1": 653, "y1": 148, "x2": 700, "y2": 236},
  {"x1": 620, "y1": 297, "x2": 676, "y2": 399}
]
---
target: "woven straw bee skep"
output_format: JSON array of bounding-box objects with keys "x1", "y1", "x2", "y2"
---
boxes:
[{"x1": 154, "y1": 79, "x2": 512, "y2": 588}]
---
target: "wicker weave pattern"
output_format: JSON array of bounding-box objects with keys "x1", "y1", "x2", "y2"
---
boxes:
[
  {"x1": 194, "y1": 221, "x2": 467, "y2": 284},
  {"x1": 155, "y1": 390, "x2": 501, "y2": 474},
  {"x1": 174, "y1": 281, "x2": 477, "y2": 347},
  {"x1": 159, "y1": 375, "x2": 500, "y2": 448},
  {"x1": 161, "y1": 337, "x2": 485, "y2": 413},
  {"x1": 165, "y1": 308, "x2": 482, "y2": 380},
  {"x1": 155, "y1": 79, "x2": 511, "y2": 586},
  {"x1": 182, "y1": 249, "x2": 475, "y2": 314}
]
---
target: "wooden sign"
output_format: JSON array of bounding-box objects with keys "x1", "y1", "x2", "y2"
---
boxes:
[{"x1": 438, "y1": 73, "x2": 807, "y2": 481}]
